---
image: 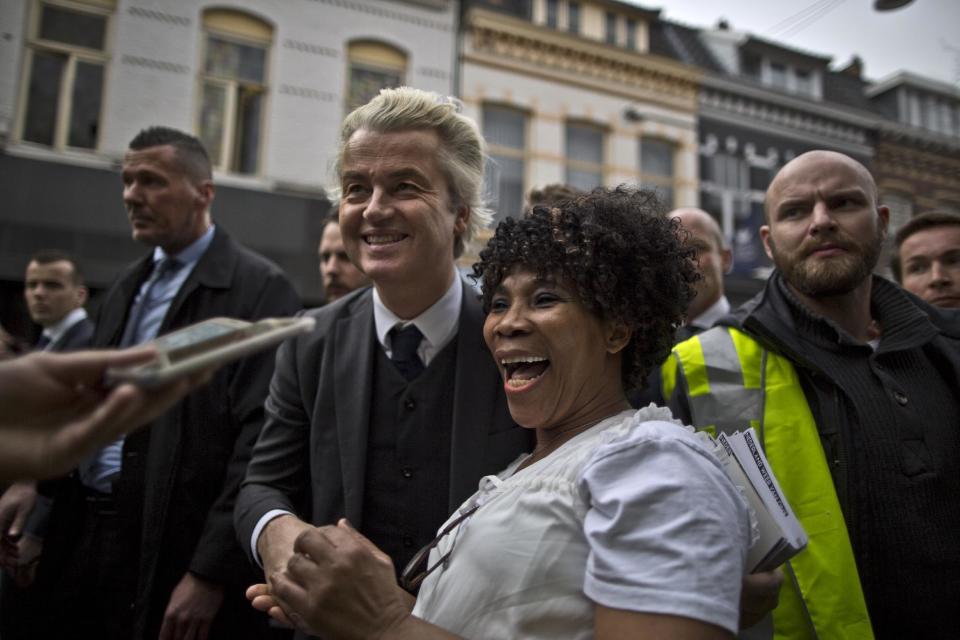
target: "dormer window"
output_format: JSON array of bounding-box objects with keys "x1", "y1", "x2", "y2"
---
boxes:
[
  {"x1": 626, "y1": 18, "x2": 637, "y2": 50},
  {"x1": 567, "y1": 1, "x2": 580, "y2": 33},
  {"x1": 546, "y1": 0, "x2": 558, "y2": 27},
  {"x1": 741, "y1": 52, "x2": 761, "y2": 80},
  {"x1": 795, "y1": 69, "x2": 812, "y2": 95},
  {"x1": 605, "y1": 12, "x2": 616, "y2": 44},
  {"x1": 769, "y1": 62, "x2": 787, "y2": 90}
]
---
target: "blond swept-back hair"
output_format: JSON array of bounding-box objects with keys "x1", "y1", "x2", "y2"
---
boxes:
[{"x1": 335, "y1": 87, "x2": 492, "y2": 258}]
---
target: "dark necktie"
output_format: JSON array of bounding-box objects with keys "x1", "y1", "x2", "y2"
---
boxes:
[
  {"x1": 35, "y1": 334, "x2": 52, "y2": 351},
  {"x1": 390, "y1": 324, "x2": 425, "y2": 381}
]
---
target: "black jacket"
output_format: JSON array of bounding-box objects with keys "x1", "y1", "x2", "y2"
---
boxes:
[
  {"x1": 41, "y1": 228, "x2": 301, "y2": 639},
  {"x1": 675, "y1": 272, "x2": 960, "y2": 639}
]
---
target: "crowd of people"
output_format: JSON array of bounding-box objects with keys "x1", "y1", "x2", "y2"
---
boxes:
[{"x1": 1, "y1": 86, "x2": 958, "y2": 640}]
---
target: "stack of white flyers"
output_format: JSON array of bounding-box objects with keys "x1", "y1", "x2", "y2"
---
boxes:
[{"x1": 709, "y1": 427, "x2": 808, "y2": 572}]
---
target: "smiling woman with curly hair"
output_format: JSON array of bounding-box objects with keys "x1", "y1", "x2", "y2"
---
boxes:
[
  {"x1": 476, "y1": 186, "x2": 698, "y2": 392},
  {"x1": 250, "y1": 187, "x2": 753, "y2": 640}
]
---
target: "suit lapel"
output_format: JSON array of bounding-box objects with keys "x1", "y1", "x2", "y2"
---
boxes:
[
  {"x1": 101, "y1": 256, "x2": 154, "y2": 347},
  {"x1": 448, "y1": 282, "x2": 499, "y2": 511},
  {"x1": 159, "y1": 228, "x2": 233, "y2": 334},
  {"x1": 333, "y1": 292, "x2": 376, "y2": 526}
]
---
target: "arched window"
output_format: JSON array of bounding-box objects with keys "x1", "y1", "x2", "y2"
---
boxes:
[
  {"x1": 198, "y1": 9, "x2": 272, "y2": 175},
  {"x1": 18, "y1": 0, "x2": 114, "y2": 150},
  {"x1": 346, "y1": 41, "x2": 406, "y2": 113}
]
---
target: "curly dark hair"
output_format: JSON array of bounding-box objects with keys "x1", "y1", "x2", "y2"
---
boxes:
[{"x1": 473, "y1": 186, "x2": 699, "y2": 392}]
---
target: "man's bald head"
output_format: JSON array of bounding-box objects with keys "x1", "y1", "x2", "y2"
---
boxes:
[
  {"x1": 765, "y1": 150, "x2": 879, "y2": 222},
  {"x1": 760, "y1": 149, "x2": 888, "y2": 300},
  {"x1": 670, "y1": 208, "x2": 731, "y2": 323},
  {"x1": 671, "y1": 208, "x2": 726, "y2": 252}
]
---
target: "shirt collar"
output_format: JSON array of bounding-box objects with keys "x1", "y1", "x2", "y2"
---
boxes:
[
  {"x1": 373, "y1": 269, "x2": 462, "y2": 354},
  {"x1": 151, "y1": 224, "x2": 215, "y2": 270},
  {"x1": 42, "y1": 307, "x2": 88, "y2": 345},
  {"x1": 690, "y1": 295, "x2": 730, "y2": 330}
]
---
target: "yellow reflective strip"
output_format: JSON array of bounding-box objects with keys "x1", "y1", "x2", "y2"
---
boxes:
[
  {"x1": 729, "y1": 327, "x2": 763, "y2": 389},
  {"x1": 673, "y1": 335, "x2": 710, "y2": 397},
  {"x1": 661, "y1": 350, "x2": 680, "y2": 401},
  {"x1": 761, "y1": 350, "x2": 874, "y2": 640}
]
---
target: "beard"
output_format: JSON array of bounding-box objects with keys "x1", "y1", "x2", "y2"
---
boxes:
[{"x1": 769, "y1": 227, "x2": 882, "y2": 297}]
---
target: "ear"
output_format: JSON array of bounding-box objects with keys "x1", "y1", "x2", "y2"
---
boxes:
[
  {"x1": 877, "y1": 204, "x2": 890, "y2": 243},
  {"x1": 721, "y1": 247, "x2": 733, "y2": 274},
  {"x1": 196, "y1": 180, "x2": 215, "y2": 212},
  {"x1": 760, "y1": 225, "x2": 774, "y2": 261},
  {"x1": 76, "y1": 285, "x2": 88, "y2": 307},
  {"x1": 605, "y1": 321, "x2": 632, "y2": 355},
  {"x1": 453, "y1": 204, "x2": 469, "y2": 237}
]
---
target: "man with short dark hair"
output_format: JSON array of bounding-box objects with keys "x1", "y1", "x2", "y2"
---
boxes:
[
  {"x1": 318, "y1": 208, "x2": 370, "y2": 303},
  {"x1": 23, "y1": 250, "x2": 93, "y2": 350},
  {"x1": 0, "y1": 250, "x2": 94, "y2": 640},
  {"x1": 891, "y1": 210, "x2": 960, "y2": 309},
  {"x1": 664, "y1": 150, "x2": 960, "y2": 638},
  {"x1": 33, "y1": 126, "x2": 300, "y2": 640}
]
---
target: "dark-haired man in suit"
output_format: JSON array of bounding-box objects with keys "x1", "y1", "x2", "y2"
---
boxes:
[
  {"x1": 0, "y1": 250, "x2": 95, "y2": 640},
  {"x1": 32, "y1": 126, "x2": 300, "y2": 640}
]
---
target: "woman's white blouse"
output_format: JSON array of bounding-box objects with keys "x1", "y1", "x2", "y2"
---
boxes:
[{"x1": 411, "y1": 406, "x2": 752, "y2": 638}]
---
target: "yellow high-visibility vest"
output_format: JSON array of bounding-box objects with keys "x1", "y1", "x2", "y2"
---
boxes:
[{"x1": 663, "y1": 326, "x2": 874, "y2": 640}]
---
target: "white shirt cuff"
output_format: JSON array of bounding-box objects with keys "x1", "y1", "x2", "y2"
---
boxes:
[{"x1": 251, "y1": 509, "x2": 295, "y2": 568}]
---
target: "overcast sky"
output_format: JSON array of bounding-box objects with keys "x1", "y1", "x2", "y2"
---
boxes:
[{"x1": 636, "y1": 0, "x2": 960, "y2": 86}]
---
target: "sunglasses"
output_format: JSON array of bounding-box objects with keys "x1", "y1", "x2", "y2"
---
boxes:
[{"x1": 399, "y1": 502, "x2": 480, "y2": 592}]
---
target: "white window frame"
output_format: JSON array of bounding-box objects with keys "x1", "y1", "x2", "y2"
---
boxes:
[{"x1": 16, "y1": 0, "x2": 112, "y2": 152}]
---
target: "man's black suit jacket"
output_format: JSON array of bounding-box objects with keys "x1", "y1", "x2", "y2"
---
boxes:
[
  {"x1": 236, "y1": 281, "x2": 532, "y2": 570},
  {"x1": 40, "y1": 228, "x2": 301, "y2": 639},
  {"x1": 49, "y1": 315, "x2": 95, "y2": 352}
]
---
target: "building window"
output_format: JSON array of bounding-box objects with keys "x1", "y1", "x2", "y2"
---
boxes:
[
  {"x1": 640, "y1": 138, "x2": 676, "y2": 209},
  {"x1": 346, "y1": 41, "x2": 406, "y2": 114},
  {"x1": 740, "y1": 52, "x2": 761, "y2": 80},
  {"x1": 795, "y1": 69, "x2": 812, "y2": 96},
  {"x1": 545, "y1": 0, "x2": 558, "y2": 27},
  {"x1": 198, "y1": 10, "x2": 272, "y2": 175},
  {"x1": 565, "y1": 121, "x2": 604, "y2": 191},
  {"x1": 626, "y1": 18, "x2": 637, "y2": 50},
  {"x1": 605, "y1": 12, "x2": 617, "y2": 44},
  {"x1": 907, "y1": 91, "x2": 922, "y2": 127},
  {"x1": 567, "y1": 1, "x2": 580, "y2": 34},
  {"x1": 769, "y1": 62, "x2": 787, "y2": 90},
  {"x1": 19, "y1": 1, "x2": 110, "y2": 150},
  {"x1": 483, "y1": 105, "x2": 526, "y2": 222},
  {"x1": 939, "y1": 102, "x2": 955, "y2": 137}
]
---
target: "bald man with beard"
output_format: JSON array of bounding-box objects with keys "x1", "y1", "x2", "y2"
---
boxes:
[{"x1": 663, "y1": 151, "x2": 960, "y2": 639}]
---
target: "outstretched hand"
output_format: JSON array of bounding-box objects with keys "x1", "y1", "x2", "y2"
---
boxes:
[{"x1": 0, "y1": 348, "x2": 213, "y2": 482}]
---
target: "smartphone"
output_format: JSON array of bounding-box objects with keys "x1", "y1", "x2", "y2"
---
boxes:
[{"x1": 106, "y1": 316, "x2": 315, "y2": 387}]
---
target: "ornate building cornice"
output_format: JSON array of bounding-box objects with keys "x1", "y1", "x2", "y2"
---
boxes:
[
  {"x1": 464, "y1": 8, "x2": 701, "y2": 113},
  {"x1": 877, "y1": 121, "x2": 960, "y2": 156},
  {"x1": 699, "y1": 83, "x2": 874, "y2": 156}
]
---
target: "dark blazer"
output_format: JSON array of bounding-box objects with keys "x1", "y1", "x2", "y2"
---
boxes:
[
  {"x1": 49, "y1": 315, "x2": 95, "y2": 352},
  {"x1": 236, "y1": 280, "x2": 531, "y2": 566},
  {"x1": 41, "y1": 228, "x2": 301, "y2": 639}
]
